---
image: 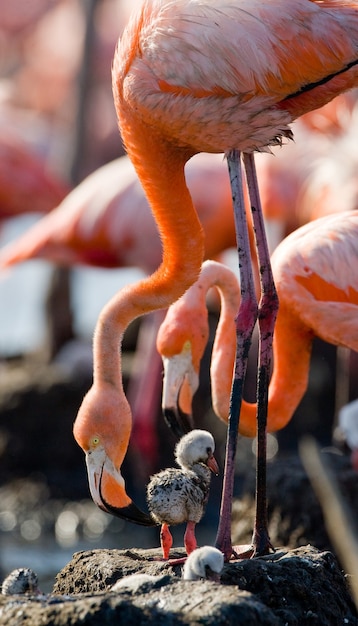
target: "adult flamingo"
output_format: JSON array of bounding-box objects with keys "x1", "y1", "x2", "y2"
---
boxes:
[
  {"x1": 254, "y1": 91, "x2": 358, "y2": 251},
  {"x1": 73, "y1": 0, "x2": 358, "y2": 559},
  {"x1": 158, "y1": 212, "x2": 358, "y2": 438}
]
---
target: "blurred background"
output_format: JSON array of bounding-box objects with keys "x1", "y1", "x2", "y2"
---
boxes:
[
  {"x1": 0, "y1": 0, "x2": 160, "y2": 591},
  {"x1": 0, "y1": 0, "x2": 357, "y2": 592}
]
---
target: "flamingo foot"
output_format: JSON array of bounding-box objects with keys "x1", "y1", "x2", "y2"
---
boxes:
[
  {"x1": 167, "y1": 556, "x2": 188, "y2": 566},
  {"x1": 229, "y1": 526, "x2": 275, "y2": 560},
  {"x1": 230, "y1": 544, "x2": 256, "y2": 560},
  {"x1": 250, "y1": 528, "x2": 275, "y2": 558},
  {"x1": 230, "y1": 540, "x2": 275, "y2": 561}
]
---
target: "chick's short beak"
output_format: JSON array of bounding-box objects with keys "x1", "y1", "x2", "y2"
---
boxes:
[{"x1": 206, "y1": 454, "x2": 219, "y2": 475}]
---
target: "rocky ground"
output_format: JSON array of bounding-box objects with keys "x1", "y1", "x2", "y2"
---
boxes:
[
  {"x1": 0, "y1": 350, "x2": 357, "y2": 624},
  {"x1": 0, "y1": 546, "x2": 357, "y2": 625}
]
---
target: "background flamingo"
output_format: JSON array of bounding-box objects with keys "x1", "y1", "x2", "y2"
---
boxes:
[
  {"x1": 157, "y1": 260, "x2": 240, "y2": 436},
  {"x1": 253, "y1": 91, "x2": 358, "y2": 434},
  {"x1": 0, "y1": 131, "x2": 68, "y2": 221},
  {"x1": 73, "y1": 0, "x2": 358, "y2": 564},
  {"x1": 0, "y1": 0, "x2": 174, "y2": 587}
]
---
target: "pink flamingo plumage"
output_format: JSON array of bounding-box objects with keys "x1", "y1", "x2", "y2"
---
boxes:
[
  {"x1": 254, "y1": 91, "x2": 358, "y2": 251},
  {"x1": 73, "y1": 0, "x2": 358, "y2": 560}
]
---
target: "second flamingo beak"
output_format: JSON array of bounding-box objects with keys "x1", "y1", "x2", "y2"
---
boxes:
[
  {"x1": 86, "y1": 450, "x2": 156, "y2": 526},
  {"x1": 161, "y1": 349, "x2": 198, "y2": 438}
]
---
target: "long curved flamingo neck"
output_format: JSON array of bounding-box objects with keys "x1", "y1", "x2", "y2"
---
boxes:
[
  {"x1": 208, "y1": 269, "x2": 313, "y2": 437},
  {"x1": 92, "y1": 146, "x2": 204, "y2": 388},
  {"x1": 207, "y1": 266, "x2": 240, "y2": 417},
  {"x1": 157, "y1": 275, "x2": 209, "y2": 372},
  {"x1": 94, "y1": 76, "x2": 205, "y2": 388}
]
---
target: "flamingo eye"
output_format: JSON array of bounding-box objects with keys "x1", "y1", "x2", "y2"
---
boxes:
[{"x1": 92, "y1": 436, "x2": 100, "y2": 447}]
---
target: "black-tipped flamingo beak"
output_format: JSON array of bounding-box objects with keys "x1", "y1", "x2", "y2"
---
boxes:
[
  {"x1": 86, "y1": 450, "x2": 157, "y2": 526},
  {"x1": 98, "y1": 476, "x2": 157, "y2": 526},
  {"x1": 161, "y1": 353, "x2": 197, "y2": 438},
  {"x1": 163, "y1": 405, "x2": 194, "y2": 438}
]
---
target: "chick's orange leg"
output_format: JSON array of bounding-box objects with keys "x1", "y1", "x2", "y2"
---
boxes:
[
  {"x1": 160, "y1": 523, "x2": 173, "y2": 559},
  {"x1": 184, "y1": 520, "x2": 197, "y2": 554}
]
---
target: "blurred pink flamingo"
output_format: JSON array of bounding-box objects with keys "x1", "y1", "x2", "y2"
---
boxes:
[{"x1": 0, "y1": 131, "x2": 68, "y2": 220}]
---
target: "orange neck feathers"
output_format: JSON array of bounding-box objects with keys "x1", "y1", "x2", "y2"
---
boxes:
[{"x1": 92, "y1": 52, "x2": 205, "y2": 389}]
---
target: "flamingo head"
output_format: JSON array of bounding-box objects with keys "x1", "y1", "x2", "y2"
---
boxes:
[
  {"x1": 157, "y1": 290, "x2": 210, "y2": 438},
  {"x1": 182, "y1": 545, "x2": 224, "y2": 581},
  {"x1": 73, "y1": 383, "x2": 156, "y2": 526}
]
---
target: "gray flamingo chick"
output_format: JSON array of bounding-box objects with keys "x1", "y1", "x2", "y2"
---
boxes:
[
  {"x1": 2, "y1": 568, "x2": 41, "y2": 596},
  {"x1": 182, "y1": 546, "x2": 224, "y2": 581},
  {"x1": 147, "y1": 429, "x2": 218, "y2": 559}
]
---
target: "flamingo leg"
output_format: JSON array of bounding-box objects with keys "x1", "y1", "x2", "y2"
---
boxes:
[
  {"x1": 160, "y1": 522, "x2": 173, "y2": 560},
  {"x1": 243, "y1": 152, "x2": 278, "y2": 556},
  {"x1": 215, "y1": 150, "x2": 258, "y2": 560},
  {"x1": 184, "y1": 520, "x2": 197, "y2": 555}
]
